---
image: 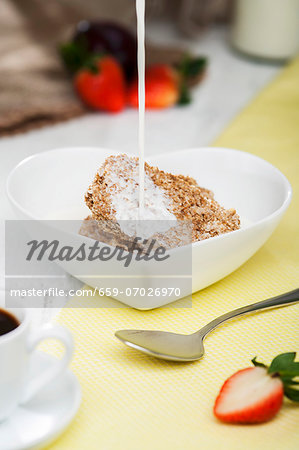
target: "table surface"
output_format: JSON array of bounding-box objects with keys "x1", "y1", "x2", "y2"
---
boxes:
[{"x1": 0, "y1": 24, "x2": 281, "y2": 323}]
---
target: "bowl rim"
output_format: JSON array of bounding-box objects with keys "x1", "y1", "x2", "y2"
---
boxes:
[{"x1": 6, "y1": 146, "x2": 292, "y2": 249}]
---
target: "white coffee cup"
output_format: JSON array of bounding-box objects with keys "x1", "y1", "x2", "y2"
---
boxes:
[{"x1": 0, "y1": 306, "x2": 73, "y2": 422}]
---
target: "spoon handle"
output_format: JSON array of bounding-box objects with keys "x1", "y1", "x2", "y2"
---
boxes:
[{"x1": 198, "y1": 288, "x2": 299, "y2": 338}]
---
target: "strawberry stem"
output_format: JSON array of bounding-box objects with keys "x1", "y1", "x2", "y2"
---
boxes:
[{"x1": 178, "y1": 81, "x2": 191, "y2": 105}]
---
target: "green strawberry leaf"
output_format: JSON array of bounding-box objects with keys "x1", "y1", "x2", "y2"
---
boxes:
[
  {"x1": 284, "y1": 385, "x2": 299, "y2": 402},
  {"x1": 59, "y1": 40, "x2": 104, "y2": 75},
  {"x1": 178, "y1": 55, "x2": 207, "y2": 80},
  {"x1": 251, "y1": 356, "x2": 267, "y2": 369},
  {"x1": 281, "y1": 377, "x2": 299, "y2": 386},
  {"x1": 59, "y1": 41, "x2": 91, "y2": 74},
  {"x1": 268, "y1": 352, "x2": 299, "y2": 377}
]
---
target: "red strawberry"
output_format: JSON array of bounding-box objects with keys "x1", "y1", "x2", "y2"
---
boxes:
[
  {"x1": 127, "y1": 57, "x2": 207, "y2": 109},
  {"x1": 214, "y1": 352, "x2": 299, "y2": 424},
  {"x1": 127, "y1": 64, "x2": 179, "y2": 109},
  {"x1": 74, "y1": 56, "x2": 126, "y2": 113}
]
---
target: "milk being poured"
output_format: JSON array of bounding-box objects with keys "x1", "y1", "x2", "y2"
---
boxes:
[
  {"x1": 117, "y1": 0, "x2": 176, "y2": 238},
  {"x1": 136, "y1": 0, "x2": 145, "y2": 215}
]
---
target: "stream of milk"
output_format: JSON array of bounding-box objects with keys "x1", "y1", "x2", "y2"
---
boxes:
[{"x1": 136, "y1": 0, "x2": 145, "y2": 215}]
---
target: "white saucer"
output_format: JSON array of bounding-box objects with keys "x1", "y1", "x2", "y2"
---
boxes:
[{"x1": 0, "y1": 351, "x2": 81, "y2": 450}]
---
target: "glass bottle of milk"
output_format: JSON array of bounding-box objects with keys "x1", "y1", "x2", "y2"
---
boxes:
[{"x1": 231, "y1": 0, "x2": 299, "y2": 61}]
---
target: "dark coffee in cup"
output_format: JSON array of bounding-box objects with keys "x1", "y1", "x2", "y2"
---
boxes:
[{"x1": 0, "y1": 309, "x2": 20, "y2": 336}]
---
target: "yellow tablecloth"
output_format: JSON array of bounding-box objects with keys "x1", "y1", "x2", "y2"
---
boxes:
[{"x1": 46, "y1": 58, "x2": 299, "y2": 449}]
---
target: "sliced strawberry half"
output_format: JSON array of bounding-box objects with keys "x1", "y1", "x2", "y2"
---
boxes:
[
  {"x1": 214, "y1": 367, "x2": 283, "y2": 423},
  {"x1": 214, "y1": 352, "x2": 299, "y2": 424}
]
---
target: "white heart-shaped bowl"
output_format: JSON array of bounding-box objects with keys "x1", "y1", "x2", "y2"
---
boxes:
[{"x1": 7, "y1": 147, "x2": 292, "y2": 309}]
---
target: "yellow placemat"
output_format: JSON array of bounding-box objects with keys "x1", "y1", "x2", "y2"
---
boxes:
[{"x1": 46, "y1": 58, "x2": 299, "y2": 449}]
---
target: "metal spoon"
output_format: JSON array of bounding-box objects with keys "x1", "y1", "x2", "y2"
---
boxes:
[{"x1": 115, "y1": 288, "x2": 299, "y2": 362}]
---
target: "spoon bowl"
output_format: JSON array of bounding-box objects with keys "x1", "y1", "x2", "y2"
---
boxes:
[
  {"x1": 115, "y1": 329, "x2": 204, "y2": 361},
  {"x1": 115, "y1": 289, "x2": 299, "y2": 361}
]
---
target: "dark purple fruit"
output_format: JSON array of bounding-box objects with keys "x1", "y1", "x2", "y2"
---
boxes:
[{"x1": 73, "y1": 20, "x2": 137, "y2": 80}]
